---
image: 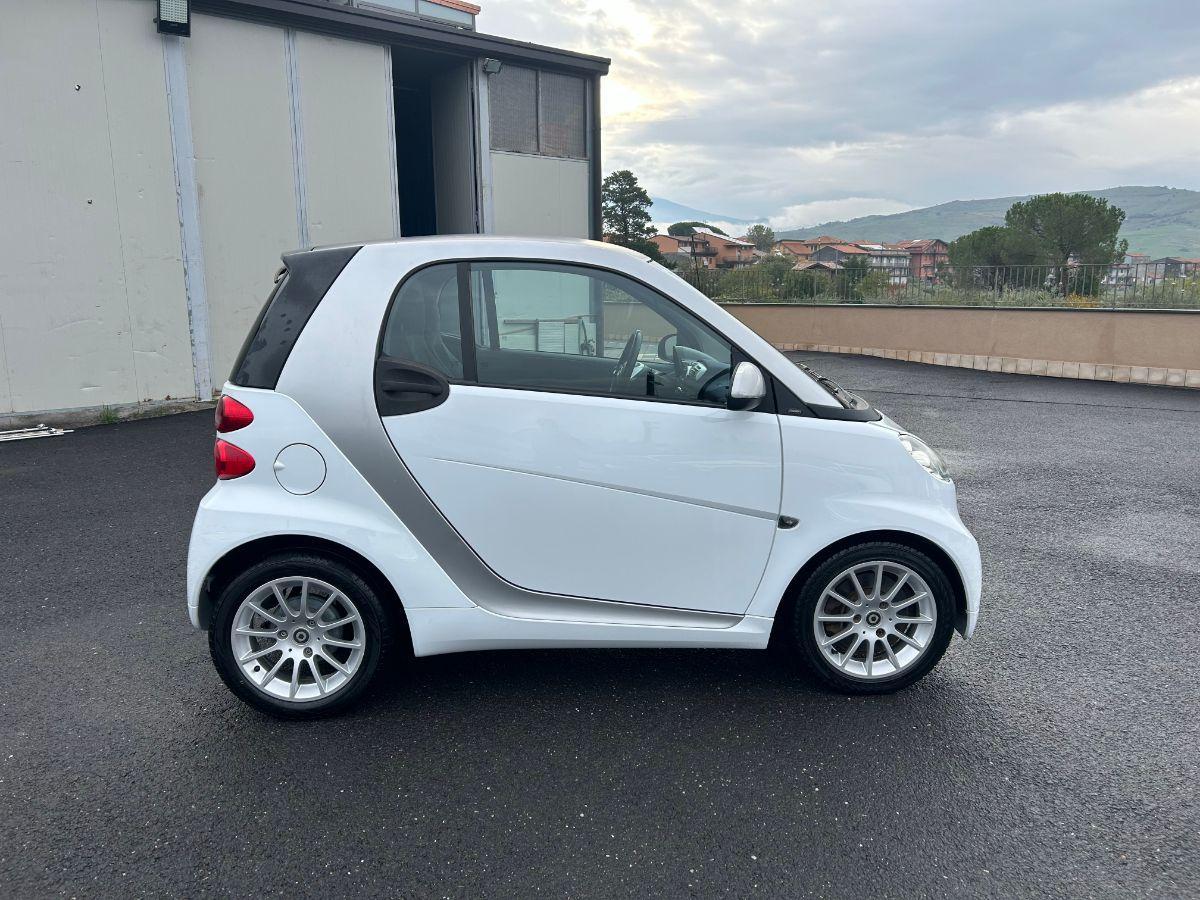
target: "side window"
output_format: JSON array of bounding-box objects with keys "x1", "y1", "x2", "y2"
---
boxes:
[
  {"x1": 380, "y1": 264, "x2": 463, "y2": 379},
  {"x1": 469, "y1": 262, "x2": 733, "y2": 405}
]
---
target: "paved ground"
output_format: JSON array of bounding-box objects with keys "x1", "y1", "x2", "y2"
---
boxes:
[{"x1": 2, "y1": 355, "x2": 1198, "y2": 898}]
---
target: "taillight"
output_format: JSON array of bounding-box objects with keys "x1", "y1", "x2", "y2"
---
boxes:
[
  {"x1": 215, "y1": 395, "x2": 254, "y2": 433},
  {"x1": 214, "y1": 439, "x2": 255, "y2": 480}
]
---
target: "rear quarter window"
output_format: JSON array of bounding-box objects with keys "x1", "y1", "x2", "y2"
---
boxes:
[{"x1": 230, "y1": 245, "x2": 361, "y2": 389}]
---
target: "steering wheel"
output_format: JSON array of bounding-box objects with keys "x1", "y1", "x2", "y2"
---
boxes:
[{"x1": 609, "y1": 329, "x2": 642, "y2": 390}]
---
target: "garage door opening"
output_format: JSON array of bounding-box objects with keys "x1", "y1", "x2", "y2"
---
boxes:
[{"x1": 392, "y1": 47, "x2": 479, "y2": 237}]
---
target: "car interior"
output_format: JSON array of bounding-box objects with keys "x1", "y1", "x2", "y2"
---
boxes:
[{"x1": 379, "y1": 261, "x2": 736, "y2": 406}]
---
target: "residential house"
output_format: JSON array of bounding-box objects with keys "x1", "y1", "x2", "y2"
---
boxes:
[
  {"x1": 650, "y1": 233, "x2": 717, "y2": 269},
  {"x1": 774, "y1": 240, "x2": 814, "y2": 262},
  {"x1": 1105, "y1": 252, "x2": 1152, "y2": 286},
  {"x1": 802, "y1": 235, "x2": 851, "y2": 253},
  {"x1": 698, "y1": 230, "x2": 757, "y2": 268},
  {"x1": 892, "y1": 239, "x2": 949, "y2": 283},
  {"x1": 649, "y1": 234, "x2": 694, "y2": 267},
  {"x1": 658, "y1": 230, "x2": 756, "y2": 269},
  {"x1": 811, "y1": 243, "x2": 869, "y2": 265},
  {"x1": 858, "y1": 243, "x2": 911, "y2": 284},
  {"x1": 792, "y1": 260, "x2": 843, "y2": 273},
  {"x1": 1150, "y1": 257, "x2": 1200, "y2": 280}
]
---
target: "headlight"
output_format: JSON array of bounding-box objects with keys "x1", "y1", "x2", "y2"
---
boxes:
[{"x1": 899, "y1": 433, "x2": 950, "y2": 481}]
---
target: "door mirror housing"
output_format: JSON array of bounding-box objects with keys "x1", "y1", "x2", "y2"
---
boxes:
[
  {"x1": 728, "y1": 361, "x2": 766, "y2": 411},
  {"x1": 657, "y1": 333, "x2": 678, "y2": 361}
]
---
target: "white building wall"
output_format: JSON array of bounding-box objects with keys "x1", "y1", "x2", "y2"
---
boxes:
[
  {"x1": 293, "y1": 32, "x2": 397, "y2": 247},
  {"x1": 0, "y1": 0, "x2": 594, "y2": 417},
  {"x1": 0, "y1": 0, "x2": 193, "y2": 415},
  {"x1": 0, "y1": 4, "x2": 398, "y2": 415},
  {"x1": 489, "y1": 153, "x2": 590, "y2": 238},
  {"x1": 186, "y1": 16, "x2": 397, "y2": 386},
  {"x1": 184, "y1": 15, "x2": 299, "y2": 384}
]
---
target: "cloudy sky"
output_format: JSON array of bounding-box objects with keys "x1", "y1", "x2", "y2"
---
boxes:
[{"x1": 479, "y1": 0, "x2": 1200, "y2": 227}]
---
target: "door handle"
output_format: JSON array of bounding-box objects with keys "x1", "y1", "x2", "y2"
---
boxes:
[
  {"x1": 379, "y1": 378, "x2": 441, "y2": 396},
  {"x1": 374, "y1": 357, "x2": 450, "y2": 416}
]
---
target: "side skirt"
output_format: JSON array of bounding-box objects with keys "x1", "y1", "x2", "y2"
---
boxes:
[{"x1": 406, "y1": 607, "x2": 774, "y2": 657}]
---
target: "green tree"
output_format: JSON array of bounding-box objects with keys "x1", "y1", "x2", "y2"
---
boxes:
[
  {"x1": 667, "y1": 221, "x2": 727, "y2": 237},
  {"x1": 1005, "y1": 193, "x2": 1127, "y2": 265},
  {"x1": 602, "y1": 169, "x2": 654, "y2": 245},
  {"x1": 837, "y1": 255, "x2": 873, "y2": 301},
  {"x1": 780, "y1": 269, "x2": 822, "y2": 301},
  {"x1": 754, "y1": 254, "x2": 796, "y2": 297},
  {"x1": 1005, "y1": 193, "x2": 1127, "y2": 295},
  {"x1": 601, "y1": 170, "x2": 667, "y2": 263},
  {"x1": 947, "y1": 225, "x2": 1039, "y2": 289},
  {"x1": 945, "y1": 225, "x2": 1012, "y2": 267},
  {"x1": 744, "y1": 223, "x2": 776, "y2": 252}
]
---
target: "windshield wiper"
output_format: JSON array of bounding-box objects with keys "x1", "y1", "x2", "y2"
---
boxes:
[{"x1": 796, "y1": 362, "x2": 865, "y2": 410}]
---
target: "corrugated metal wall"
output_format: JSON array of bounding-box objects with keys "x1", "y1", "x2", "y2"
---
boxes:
[
  {"x1": 0, "y1": 1, "x2": 396, "y2": 415},
  {"x1": 0, "y1": 0, "x2": 194, "y2": 415},
  {"x1": 489, "y1": 154, "x2": 590, "y2": 238}
]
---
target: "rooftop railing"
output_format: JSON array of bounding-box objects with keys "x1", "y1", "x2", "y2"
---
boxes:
[{"x1": 677, "y1": 262, "x2": 1200, "y2": 310}]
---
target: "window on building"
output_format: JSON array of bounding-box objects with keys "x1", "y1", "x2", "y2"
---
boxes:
[
  {"x1": 356, "y1": 0, "x2": 476, "y2": 29},
  {"x1": 489, "y1": 65, "x2": 588, "y2": 159}
]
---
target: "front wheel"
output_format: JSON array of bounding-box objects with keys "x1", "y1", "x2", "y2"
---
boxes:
[
  {"x1": 790, "y1": 542, "x2": 956, "y2": 694},
  {"x1": 208, "y1": 553, "x2": 392, "y2": 717}
]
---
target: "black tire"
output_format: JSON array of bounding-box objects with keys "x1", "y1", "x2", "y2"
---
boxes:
[
  {"x1": 208, "y1": 552, "x2": 392, "y2": 718},
  {"x1": 789, "y1": 541, "x2": 956, "y2": 694}
]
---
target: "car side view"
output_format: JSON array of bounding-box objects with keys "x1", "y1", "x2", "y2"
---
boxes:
[{"x1": 188, "y1": 237, "x2": 981, "y2": 717}]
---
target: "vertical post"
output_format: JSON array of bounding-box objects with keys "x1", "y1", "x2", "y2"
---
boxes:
[
  {"x1": 474, "y1": 60, "x2": 494, "y2": 234},
  {"x1": 589, "y1": 73, "x2": 603, "y2": 241},
  {"x1": 284, "y1": 28, "x2": 309, "y2": 248},
  {"x1": 162, "y1": 34, "x2": 213, "y2": 401},
  {"x1": 384, "y1": 47, "x2": 402, "y2": 238}
]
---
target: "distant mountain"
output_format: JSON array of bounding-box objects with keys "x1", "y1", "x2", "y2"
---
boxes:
[
  {"x1": 775, "y1": 186, "x2": 1200, "y2": 258},
  {"x1": 649, "y1": 197, "x2": 761, "y2": 229}
]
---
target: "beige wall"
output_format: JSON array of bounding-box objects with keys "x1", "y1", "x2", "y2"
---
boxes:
[
  {"x1": 294, "y1": 32, "x2": 397, "y2": 249},
  {"x1": 186, "y1": 15, "x2": 299, "y2": 387},
  {"x1": 0, "y1": 3, "x2": 398, "y2": 415},
  {"x1": 0, "y1": 0, "x2": 194, "y2": 415},
  {"x1": 188, "y1": 17, "x2": 397, "y2": 383},
  {"x1": 490, "y1": 153, "x2": 590, "y2": 238},
  {"x1": 723, "y1": 304, "x2": 1200, "y2": 375}
]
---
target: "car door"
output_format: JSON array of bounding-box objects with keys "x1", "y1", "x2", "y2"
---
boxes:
[{"x1": 375, "y1": 259, "x2": 782, "y2": 615}]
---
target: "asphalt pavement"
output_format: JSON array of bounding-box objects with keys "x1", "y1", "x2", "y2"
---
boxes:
[{"x1": 2, "y1": 354, "x2": 1197, "y2": 898}]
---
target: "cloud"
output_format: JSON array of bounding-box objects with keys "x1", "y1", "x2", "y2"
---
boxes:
[
  {"x1": 768, "y1": 199, "x2": 918, "y2": 230},
  {"x1": 478, "y1": 0, "x2": 1200, "y2": 224},
  {"x1": 649, "y1": 218, "x2": 759, "y2": 236}
]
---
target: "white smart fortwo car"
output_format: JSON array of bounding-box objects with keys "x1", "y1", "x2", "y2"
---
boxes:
[{"x1": 188, "y1": 237, "x2": 981, "y2": 716}]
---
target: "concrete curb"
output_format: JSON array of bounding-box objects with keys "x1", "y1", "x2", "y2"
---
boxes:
[{"x1": 0, "y1": 398, "x2": 215, "y2": 431}]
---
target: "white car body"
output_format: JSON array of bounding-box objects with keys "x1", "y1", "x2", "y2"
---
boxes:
[{"x1": 188, "y1": 237, "x2": 980, "y2": 665}]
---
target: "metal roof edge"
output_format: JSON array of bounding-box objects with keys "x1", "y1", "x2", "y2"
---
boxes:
[{"x1": 191, "y1": 0, "x2": 611, "y2": 73}]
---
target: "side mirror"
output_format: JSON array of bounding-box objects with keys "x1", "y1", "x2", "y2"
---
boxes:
[
  {"x1": 657, "y1": 333, "x2": 678, "y2": 361},
  {"x1": 728, "y1": 361, "x2": 766, "y2": 411}
]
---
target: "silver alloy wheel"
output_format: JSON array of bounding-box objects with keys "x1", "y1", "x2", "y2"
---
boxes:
[
  {"x1": 230, "y1": 577, "x2": 367, "y2": 703},
  {"x1": 812, "y1": 560, "x2": 937, "y2": 680}
]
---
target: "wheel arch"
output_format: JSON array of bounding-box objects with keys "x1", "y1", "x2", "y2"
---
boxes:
[
  {"x1": 196, "y1": 534, "x2": 411, "y2": 646},
  {"x1": 769, "y1": 529, "x2": 969, "y2": 646}
]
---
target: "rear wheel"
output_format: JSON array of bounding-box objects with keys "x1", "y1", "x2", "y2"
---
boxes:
[
  {"x1": 209, "y1": 553, "x2": 391, "y2": 717},
  {"x1": 790, "y1": 542, "x2": 955, "y2": 694}
]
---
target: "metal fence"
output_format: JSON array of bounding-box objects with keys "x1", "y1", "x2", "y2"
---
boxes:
[{"x1": 677, "y1": 262, "x2": 1200, "y2": 310}]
